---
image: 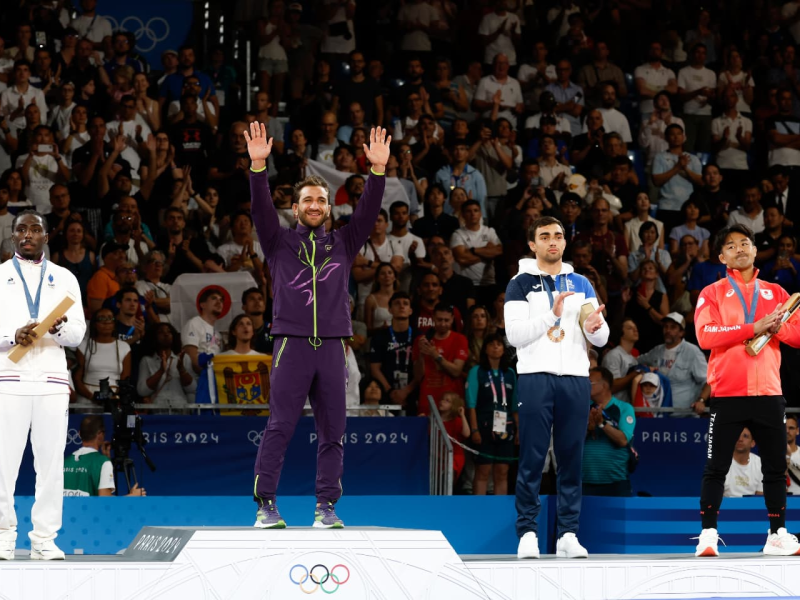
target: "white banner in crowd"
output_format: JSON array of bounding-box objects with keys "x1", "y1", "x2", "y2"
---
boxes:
[
  {"x1": 170, "y1": 272, "x2": 258, "y2": 334},
  {"x1": 305, "y1": 159, "x2": 412, "y2": 213}
]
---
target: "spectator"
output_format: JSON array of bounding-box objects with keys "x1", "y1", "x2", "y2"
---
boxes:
[
  {"x1": 638, "y1": 91, "x2": 685, "y2": 169},
  {"x1": 537, "y1": 134, "x2": 571, "y2": 192},
  {"x1": 437, "y1": 391, "x2": 471, "y2": 483},
  {"x1": 575, "y1": 197, "x2": 629, "y2": 299},
  {"x1": 313, "y1": 111, "x2": 340, "y2": 166},
  {"x1": 135, "y1": 251, "x2": 171, "y2": 323},
  {"x1": 677, "y1": 43, "x2": 717, "y2": 152},
  {"x1": 652, "y1": 124, "x2": 703, "y2": 232},
  {"x1": 158, "y1": 207, "x2": 212, "y2": 284},
  {"x1": 435, "y1": 138, "x2": 488, "y2": 214},
  {"x1": 472, "y1": 54, "x2": 524, "y2": 129},
  {"x1": 756, "y1": 204, "x2": 791, "y2": 265},
  {"x1": 629, "y1": 222, "x2": 672, "y2": 289},
  {"x1": 69, "y1": 0, "x2": 112, "y2": 51},
  {"x1": 766, "y1": 89, "x2": 800, "y2": 168},
  {"x1": 450, "y1": 199, "x2": 503, "y2": 305},
  {"x1": 73, "y1": 308, "x2": 132, "y2": 410},
  {"x1": 364, "y1": 262, "x2": 397, "y2": 335},
  {"x1": 86, "y1": 242, "x2": 125, "y2": 315},
  {"x1": 596, "y1": 83, "x2": 632, "y2": 144},
  {"x1": 571, "y1": 110, "x2": 606, "y2": 176},
  {"x1": 625, "y1": 192, "x2": 665, "y2": 254},
  {"x1": 727, "y1": 182, "x2": 766, "y2": 235},
  {"x1": 412, "y1": 271, "x2": 462, "y2": 334},
  {"x1": 692, "y1": 163, "x2": 735, "y2": 227},
  {"x1": 319, "y1": 0, "x2": 356, "y2": 62},
  {"x1": 217, "y1": 211, "x2": 265, "y2": 277},
  {"x1": 1, "y1": 60, "x2": 48, "y2": 132},
  {"x1": 717, "y1": 47, "x2": 755, "y2": 116},
  {"x1": 602, "y1": 318, "x2": 640, "y2": 404},
  {"x1": 398, "y1": 0, "x2": 440, "y2": 55},
  {"x1": 466, "y1": 332, "x2": 517, "y2": 496},
  {"x1": 63, "y1": 416, "x2": 145, "y2": 496},
  {"x1": 723, "y1": 428, "x2": 764, "y2": 498},
  {"x1": 388, "y1": 200, "x2": 425, "y2": 290},
  {"x1": 158, "y1": 45, "x2": 218, "y2": 116},
  {"x1": 638, "y1": 312, "x2": 711, "y2": 416},
  {"x1": 104, "y1": 31, "x2": 144, "y2": 79},
  {"x1": 545, "y1": 59, "x2": 584, "y2": 137},
  {"x1": 764, "y1": 165, "x2": 800, "y2": 228},
  {"x1": 670, "y1": 199, "x2": 712, "y2": 259},
  {"x1": 369, "y1": 291, "x2": 418, "y2": 412},
  {"x1": 181, "y1": 287, "x2": 223, "y2": 378},
  {"x1": 478, "y1": 0, "x2": 522, "y2": 67},
  {"x1": 576, "y1": 42, "x2": 627, "y2": 109},
  {"x1": 137, "y1": 322, "x2": 194, "y2": 409},
  {"x1": 169, "y1": 75, "x2": 218, "y2": 131},
  {"x1": 787, "y1": 414, "x2": 800, "y2": 495},
  {"x1": 412, "y1": 183, "x2": 459, "y2": 243},
  {"x1": 432, "y1": 243, "x2": 475, "y2": 318},
  {"x1": 583, "y1": 367, "x2": 636, "y2": 496},
  {"x1": 16, "y1": 125, "x2": 70, "y2": 213},
  {"x1": 634, "y1": 41, "x2": 678, "y2": 118},
  {"x1": 241, "y1": 287, "x2": 272, "y2": 355},
  {"x1": 412, "y1": 303, "x2": 468, "y2": 415},
  {"x1": 114, "y1": 286, "x2": 146, "y2": 345},
  {"x1": 218, "y1": 314, "x2": 261, "y2": 357},
  {"x1": 761, "y1": 234, "x2": 800, "y2": 294},
  {"x1": 99, "y1": 209, "x2": 149, "y2": 267},
  {"x1": 358, "y1": 376, "x2": 393, "y2": 417},
  {"x1": 712, "y1": 87, "x2": 753, "y2": 190},
  {"x1": 464, "y1": 304, "x2": 493, "y2": 370},
  {"x1": 257, "y1": 1, "x2": 289, "y2": 116},
  {"x1": 570, "y1": 238, "x2": 608, "y2": 306},
  {"x1": 4, "y1": 22, "x2": 34, "y2": 63},
  {"x1": 395, "y1": 57, "x2": 444, "y2": 120}
]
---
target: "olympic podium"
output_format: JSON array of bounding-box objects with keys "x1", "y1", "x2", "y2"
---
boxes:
[{"x1": 4, "y1": 526, "x2": 800, "y2": 599}]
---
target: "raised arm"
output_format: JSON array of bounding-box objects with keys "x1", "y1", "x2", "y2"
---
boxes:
[
  {"x1": 343, "y1": 127, "x2": 390, "y2": 258},
  {"x1": 245, "y1": 121, "x2": 281, "y2": 253}
]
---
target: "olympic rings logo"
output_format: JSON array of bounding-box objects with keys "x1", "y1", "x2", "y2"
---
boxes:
[
  {"x1": 248, "y1": 430, "x2": 264, "y2": 446},
  {"x1": 289, "y1": 564, "x2": 350, "y2": 594},
  {"x1": 104, "y1": 16, "x2": 170, "y2": 53},
  {"x1": 66, "y1": 429, "x2": 82, "y2": 445}
]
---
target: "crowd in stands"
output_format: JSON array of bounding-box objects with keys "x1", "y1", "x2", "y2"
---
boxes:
[{"x1": 5, "y1": 0, "x2": 800, "y2": 496}]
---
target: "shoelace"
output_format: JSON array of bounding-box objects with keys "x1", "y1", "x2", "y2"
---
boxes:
[
  {"x1": 690, "y1": 533, "x2": 727, "y2": 547},
  {"x1": 319, "y1": 503, "x2": 339, "y2": 518}
]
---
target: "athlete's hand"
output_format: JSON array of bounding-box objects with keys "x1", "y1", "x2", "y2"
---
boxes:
[
  {"x1": 552, "y1": 291, "x2": 574, "y2": 318},
  {"x1": 364, "y1": 127, "x2": 391, "y2": 173},
  {"x1": 48, "y1": 315, "x2": 68, "y2": 335},
  {"x1": 754, "y1": 307, "x2": 785, "y2": 336},
  {"x1": 584, "y1": 304, "x2": 606, "y2": 334},
  {"x1": 243, "y1": 121, "x2": 273, "y2": 170},
  {"x1": 15, "y1": 323, "x2": 39, "y2": 347}
]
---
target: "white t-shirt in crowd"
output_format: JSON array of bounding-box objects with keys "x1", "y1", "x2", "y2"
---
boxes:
[
  {"x1": 168, "y1": 99, "x2": 218, "y2": 124},
  {"x1": 14, "y1": 153, "x2": 60, "y2": 213},
  {"x1": 450, "y1": 224, "x2": 501, "y2": 286},
  {"x1": 182, "y1": 316, "x2": 221, "y2": 356},
  {"x1": 724, "y1": 454, "x2": 763, "y2": 498},
  {"x1": 478, "y1": 11, "x2": 522, "y2": 65},
  {"x1": 517, "y1": 63, "x2": 557, "y2": 86},
  {"x1": 525, "y1": 112, "x2": 571, "y2": 134},
  {"x1": 0, "y1": 84, "x2": 48, "y2": 130},
  {"x1": 388, "y1": 231, "x2": 425, "y2": 268},
  {"x1": 597, "y1": 108, "x2": 632, "y2": 143},
  {"x1": 79, "y1": 338, "x2": 131, "y2": 389},
  {"x1": 70, "y1": 13, "x2": 113, "y2": 44},
  {"x1": 712, "y1": 112, "x2": 752, "y2": 170},
  {"x1": 398, "y1": 3, "x2": 438, "y2": 52},
  {"x1": 474, "y1": 75, "x2": 524, "y2": 129},
  {"x1": 105, "y1": 117, "x2": 152, "y2": 174},
  {"x1": 717, "y1": 70, "x2": 754, "y2": 114},
  {"x1": 216, "y1": 240, "x2": 265, "y2": 268},
  {"x1": 677, "y1": 66, "x2": 717, "y2": 115},
  {"x1": 258, "y1": 21, "x2": 288, "y2": 61},
  {"x1": 633, "y1": 63, "x2": 676, "y2": 115}
]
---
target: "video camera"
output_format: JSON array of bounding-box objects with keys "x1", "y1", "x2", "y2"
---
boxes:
[{"x1": 94, "y1": 378, "x2": 156, "y2": 491}]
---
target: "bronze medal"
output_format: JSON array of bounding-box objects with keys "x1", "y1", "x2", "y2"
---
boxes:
[{"x1": 547, "y1": 325, "x2": 565, "y2": 343}]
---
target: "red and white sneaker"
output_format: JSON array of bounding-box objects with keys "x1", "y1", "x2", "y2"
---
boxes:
[
  {"x1": 764, "y1": 528, "x2": 800, "y2": 556},
  {"x1": 694, "y1": 528, "x2": 720, "y2": 557}
]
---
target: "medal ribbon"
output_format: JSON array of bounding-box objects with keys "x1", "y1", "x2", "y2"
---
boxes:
[
  {"x1": 12, "y1": 254, "x2": 47, "y2": 320},
  {"x1": 726, "y1": 273, "x2": 759, "y2": 324},
  {"x1": 542, "y1": 274, "x2": 566, "y2": 327}
]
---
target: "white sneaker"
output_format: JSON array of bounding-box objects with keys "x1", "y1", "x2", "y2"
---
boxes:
[
  {"x1": 517, "y1": 531, "x2": 540, "y2": 559},
  {"x1": 0, "y1": 540, "x2": 14, "y2": 560},
  {"x1": 556, "y1": 532, "x2": 588, "y2": 558},
  {"x1": 764, "y1": 527, "x2": 800, "y2": 556},
  {"x1": 31, "y1": 540, "x2": 65, "y2": 560},
  {"x1": 694, "y1": 528, "x2": 720, "y2": 557}
]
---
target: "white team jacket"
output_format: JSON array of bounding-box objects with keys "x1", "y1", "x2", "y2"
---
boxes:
[
  {"x1": 505, "y1": 258, "x2": 609, "y2": 376},
  {"x1": 0, "y1": 256, "x2": 86, "y2": 394}
]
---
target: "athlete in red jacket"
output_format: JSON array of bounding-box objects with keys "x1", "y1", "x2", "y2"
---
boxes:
[{"x1": 694, "y1": 224, "x2": 800, "y2": 557}]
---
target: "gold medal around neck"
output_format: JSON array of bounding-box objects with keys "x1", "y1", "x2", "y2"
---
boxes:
[{"x1": 547, "y1": 326, "x2": 565, "y2": 343}]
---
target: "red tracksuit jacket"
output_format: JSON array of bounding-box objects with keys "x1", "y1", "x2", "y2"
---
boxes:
[{"x1": 695, "y1": 268, "x2": 800, "y2": 397}]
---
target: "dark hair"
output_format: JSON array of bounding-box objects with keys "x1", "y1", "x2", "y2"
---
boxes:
[
  {"x1": 232, "y1": 210, "x2": 253, "y2": 226},
  {"x1": 527, "y1": 216, "x2": 565, "y2": 242},
  {"x1": 79, "y1": 415, "x2": 105, "y2": 442},
  {"x1": 664, "y1": 123, "x2": 684, "y2": 135},
  {"x1": 228, "y1": 314, "x2": 254, "y2": 350},
  {"x1": 769, "y1": 165, "x2": 790, "y2": 180},
  {"x1": 680, "y1": 198, "x2": 700, "y2": 219},
  {"x1": 478, "y1": 332, "x2": 510, "y2": 371},
  {"x1": 293, "y1": 174, "x2": 330, "y2": 205},
  {"x1": 389, "y1": 291, "x2": 411, "y2": 305},
  {"x1": 115, "y1": 286, "x2": 140, "y2": 304},
  {"x1": 461, "y1": 199, "x2": 481, "y2": 212},
  {"x1": 433, "y1": 302, "x2": 454, "y2": 315},
  {"x1": 359, "y1": 375, "x2": 387, "y2": 405},
  {"x1": 199, "y1": 287, "x2": 224, "y2": 304},
  {"x1": 788, "y1": 413, "x2": 799, "y2": 426},
  {"x1": 714, "y1": 224, "x2": 756, "y2": 255},
  {"x1": 344, "y1": 174, "x2": 363, "y2": 194},
  {"x1": 765, "y1": 202, "x2": 785, "y2": 216},
  {"x1": 377, "y1": 208, "x2": 389, "y2": 221},
  {"x1": 389, "y1": 200, "x2": 410, "y2": 215},
  {"x1": 11, "y1": 209, "x2": 47, "y2": 232},
  {"x1": 141, "y1": 321, "x2": 182, "y2": 357},
  {"x1": 590, "y1": 366, "x2": 614, "y2": 388},
  {"x1": 638, "y1": 220, "x2": 659, "y2": 243},
  {"x1": 701, "y1": 162, "x2": 721, "y2": 175},
  {"x1": 241, "y1": 286, "x2": 263, "y2": 305},
  {"x1": 371, "y1": 262, "x2": 398, "y2": 293},
  {"x1": 424, "y1": 183, "x2": 448, "y2": 206}
]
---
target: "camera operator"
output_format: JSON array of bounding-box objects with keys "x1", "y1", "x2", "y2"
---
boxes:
[{"x1": 63, "y1": 416, "x2": 145, "y2": 497}]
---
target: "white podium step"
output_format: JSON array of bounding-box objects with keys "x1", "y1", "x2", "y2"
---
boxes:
[
  {"x1": 2, "y1": 527, "x2": 799, "y2": 599},
  {"x1": 0, "y1": 526, "x2": 489, "y2": 599},
  {"x1": 463, "y1": 553, "x2": 800, "y2": 599}
]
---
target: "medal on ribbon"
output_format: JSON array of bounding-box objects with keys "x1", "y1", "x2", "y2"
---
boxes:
[{"x1": 543, "y1": 274, "x2": 566, "y2": 343}]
